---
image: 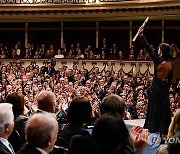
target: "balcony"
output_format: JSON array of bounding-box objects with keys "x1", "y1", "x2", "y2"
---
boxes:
[{"x1": 0, "y1": 0, "x2": 179, "y2": 22}]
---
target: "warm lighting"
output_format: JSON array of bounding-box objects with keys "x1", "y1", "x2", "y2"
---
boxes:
[{"x1": 21, "y1": 0, "x2": 33, "y2": 3}]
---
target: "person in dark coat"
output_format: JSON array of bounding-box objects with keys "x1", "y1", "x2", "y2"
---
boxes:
[{"x1": 17, "y1": 113, "x2": 58, "y2": 154}]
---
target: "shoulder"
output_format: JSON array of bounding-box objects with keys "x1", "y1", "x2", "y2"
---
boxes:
[
  {"x1": 17, "y1": 144, "x2": 42, "y2": 154},
  {"x1": 159, "y1": 61, "x2": 172, "y2": 71},
  {"x1": 0, "y1": 141, "x2": 11, "y2": 154}
]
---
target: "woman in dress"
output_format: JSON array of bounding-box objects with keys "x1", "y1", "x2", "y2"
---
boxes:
[{"x1": 139, "y1": 26, "x2": 173, "y2": 135}]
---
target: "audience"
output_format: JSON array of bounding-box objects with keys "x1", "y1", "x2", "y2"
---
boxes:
[
  {"x1": 0, "y1": 41, "x2": 179, "y2": 154},
  {"x1": 1, "y1": 41, "x2": 178, "y2": 60}
]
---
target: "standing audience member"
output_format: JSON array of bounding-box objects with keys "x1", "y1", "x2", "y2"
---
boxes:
[
  {"x1": 17, "y1": 113, "x2": 58, "y2": 154},
  {"x1": 36, "y1": 91, "x2": 57, "y2": 113},
  {"x1": 42, "y1": 62, "x2": 55, "y2": 76},
  {"x1": 99, "y1": 94, "x2": 148, "y2": 154},
  {"x1": 0, "y1": 103, "x2": 15, "y2": 154},
  {"x1": 6, "y1": 92, "x2": 28, "y2": 150},
  {"x1": 60, "y1": 97, "x2": 92, "y2": 144}
]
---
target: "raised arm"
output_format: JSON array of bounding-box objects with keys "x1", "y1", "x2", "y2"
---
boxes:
[{"x1": 138, "y1": 26, "x2": 163, "y2": 64}]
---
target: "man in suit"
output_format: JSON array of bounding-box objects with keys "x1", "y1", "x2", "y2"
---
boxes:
[
  {"x1": 0, "y1": 103, "x2": 15, "y2": 154},
  {"x1": 36, "y1": 91, "x2": 57, "y2": 113},
  {"x1": 17, "y1": 113, "x2": 58, "y2": 154},
  {"x1": 42, "y1": 62, "x2": 55, "y2": 76}
]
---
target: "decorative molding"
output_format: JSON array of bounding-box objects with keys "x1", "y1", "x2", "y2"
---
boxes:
[{"x1": 0, "y1": 0, "x2": 179, "y2": 21}]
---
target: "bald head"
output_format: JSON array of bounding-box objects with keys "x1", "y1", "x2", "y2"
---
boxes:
[
  {"x1": 25, "y1": 113, "x2": 58, "y2": 152},
  {"x1": 37, "y1": 91, "x2": 56, "y2": 113}
]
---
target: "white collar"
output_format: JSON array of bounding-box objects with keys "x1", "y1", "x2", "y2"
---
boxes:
[{"x1": 0, "y1": 137, "x2": 14, "y2": 154}]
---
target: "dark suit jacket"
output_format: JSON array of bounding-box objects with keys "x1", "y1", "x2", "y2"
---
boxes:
[
  {"x1": 0, "y1": 140, "x2": 13, "y2": 154},
  {"x1": 42, "y1": 67, "x2": 55, "y2": 75},
  {"x1": 17, "y1": 144, "x2": 42, "y2": 154}
]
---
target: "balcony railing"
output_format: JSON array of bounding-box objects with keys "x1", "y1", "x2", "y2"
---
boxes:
[{"x1": 0, "y1": 0, "x2": 135, "y2": 4}]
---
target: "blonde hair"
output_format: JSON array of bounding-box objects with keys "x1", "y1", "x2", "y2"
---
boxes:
[{"x1": 168, "y1": 109, "x2": 180, "y2": 138}]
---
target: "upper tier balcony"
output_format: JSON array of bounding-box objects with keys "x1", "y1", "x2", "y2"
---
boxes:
[{"x1": 0, "y1": 0, "x2": 179, "y2": 22}]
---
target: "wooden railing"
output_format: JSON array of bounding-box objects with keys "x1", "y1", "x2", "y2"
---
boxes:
[
  {"x1": 0, "y1": 0, "x2": 178, "y2": 4},
  {"x1": 2, "y1": 58, "x2": 179, "y2": 82}
]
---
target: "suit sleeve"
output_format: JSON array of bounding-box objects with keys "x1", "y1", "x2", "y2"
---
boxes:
[{"x1": 140, "y1": 35, "x2": 163, "y2": 64}]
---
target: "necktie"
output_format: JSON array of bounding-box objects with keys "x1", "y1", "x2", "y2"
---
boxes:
[{"x1": 9, "y1": 143, "x2": 15, "y2": 154}]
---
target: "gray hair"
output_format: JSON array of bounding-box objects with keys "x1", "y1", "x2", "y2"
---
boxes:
[
  {"x1": 0, "y1": 103, "x2": 14, "y2": 134},
  {"x1": 25, "y1": 112, "x2": 57, "y2": 148},
  {"x1": 100, "y1": 94, "x2": 125, "y2": 116}
]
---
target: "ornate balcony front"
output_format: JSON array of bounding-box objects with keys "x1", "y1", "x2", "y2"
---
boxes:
[{"x1": 0, "y1": 0, "x2": 179, "y2": 22}]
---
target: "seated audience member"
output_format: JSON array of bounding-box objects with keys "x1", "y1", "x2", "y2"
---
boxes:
[
  {"x1": 44, "y1": 50, "x2": 52, "y2": 59},
  {"x1": 54, "y1": 49, "x2": 64, "y2": 59},
  {"x1": 75, "y1": 50, "x2": 84, "y2": 59},
  {"x1": 0, "y1": 50, "x2": 6, "y2": 59},
  {"x1": 17, "y1": 113, "x2": 58, "y2": 154},
  {"x1": 33, "y1": 51, "x2": 40, "y2": 59},
  {"x1": 137, "y1": 49, "x2": 145, "y2": 60},
  {"x1": 129, "y1": 49, "x2": 135, "y2": 60},
  {"x1": 66, "y1": 50, "x2": 75, "y2": 59},
  {"x1": 100, "y1": 50, "x2": 106, "y2": 60},
  {"x1": 118, "y1": 50, "x2": 124, "y2": 60},
  {"x1": 24, "y1": 48, "x2": 30, "y2": 59},
  {"x1": 0, "y1": 103, "x2": 15, "y2": 154},
  {"x1": 36, "y1": 91, "x2": 57, "y2": 113},
  {"x1": 6, "y1": 92, "x2": 28, "y2": 148},
  {"x1": 60, "y1": 97, "x2": 92, "y2": 143}
]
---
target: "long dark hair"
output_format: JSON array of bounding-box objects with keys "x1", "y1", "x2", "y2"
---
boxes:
[{"x1": 159, "y1": 43, "x2": 173, "y2": 60}]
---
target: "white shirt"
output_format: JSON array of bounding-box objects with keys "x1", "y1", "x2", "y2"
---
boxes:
[
  {"x1": 54, "y1": 55, "x2": 64, "y2": 58},
  {"x1": 0, "y1": 137, "x2": 15, "y2": 154}
]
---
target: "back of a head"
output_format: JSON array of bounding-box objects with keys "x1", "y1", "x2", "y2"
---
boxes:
[
  {"x1": 100, "y1": 94, "x2": 125, "y2": 117},
  {"x1": 25, "y1": 113, "x2": 58, "y2": 149},
  {"x1": 69, "y1": 135, "x2": 103, "y2": 154},
  {"x1": 159, "y1": 43, "x2": 171, "y2": 59},
  {"x1": 92, "y1": 114, "x2": 129, "y2": 154},
  {"x1": 67, "y1": 97, "x2": 92, "y2": 125},
  {"x1": 37, "y1": 91, "x2": 56, "y2": 113},
  {"x1": 168, "y1": 109, "x2": 180, "y2": 138},
  {"x1": 6, "y1": 92, "x2": 25, "y2": 118},
  {"x1": 0, "y1": 103, "x2": 14, "y2": 134}
]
